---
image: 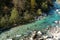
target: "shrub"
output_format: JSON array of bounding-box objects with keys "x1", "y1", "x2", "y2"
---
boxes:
[
  {"x1": 9, "y1": 8, "x2": 19, "y2": 24},
  {"x1": 41, "y1": 2, "x2": 48, "y2": 11},
  {"x1": 36, "y1": 9, "x2": 42, "y2": 16},
  {"x1": 24, "y1": 11, "x2": 34, "y2": 22},
  {"x1": 0, "y1": 17, "x2": 7, "y2": 27}
]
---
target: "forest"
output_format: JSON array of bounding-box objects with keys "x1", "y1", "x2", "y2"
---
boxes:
[{"x1": 0, "y1": 0, "x2": 53, "y2": 28}]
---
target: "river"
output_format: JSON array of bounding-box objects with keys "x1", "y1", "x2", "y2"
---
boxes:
[{"x1": 0, "y1": 0, "x2": 60, "y2": 40}]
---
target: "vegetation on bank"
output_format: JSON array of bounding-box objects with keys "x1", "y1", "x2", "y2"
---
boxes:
[{"x1": 0, "y1": 0, "x2": 53, "y2": 27}]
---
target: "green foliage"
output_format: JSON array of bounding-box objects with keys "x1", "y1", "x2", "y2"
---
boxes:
[
  {"x1": 0, "y1": 17, "x2": 7, "y2": 27},
  {"x1": 41, "y1": 2, "x2": 48, "y2": 10},
  {"x1": 9, "y1": 8, "x2": 19, "y2": 24},
  {"x1": 36, "y1": 9, "x2": 42, "y2": 16},
  {"x1": 24, "y1": 11, "x2": 34, "y2": 21},
  {"x1": 31, "y1": 0, "x2": 36, "y2": 9}
]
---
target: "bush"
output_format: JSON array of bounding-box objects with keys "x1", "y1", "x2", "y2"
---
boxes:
[
  {"x1": 9, "y1": 8, "x2": 19, "y2": 24},
  {"x1": 23, "y1": 11, "x2": 34, "y2": 22},
  {"x1": 41, "y1": 2, "x2": 48, "y2": 11},
  {"x1": 36, "y1": 9, "x2": 42, "y2": 16},
  {"x1": 0, "y1": 17, "x2": 7, "y2": 27}
]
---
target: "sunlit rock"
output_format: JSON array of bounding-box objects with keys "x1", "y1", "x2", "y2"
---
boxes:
[
  {"x1": 47, "y1": 27, "x2": 60, "y2": 40},
  {"x1": 29, "y1": 37, "x2": 33, "y2": 40},
  {"x1": 56, "y1": 9, "x2": 59, "y2": 12},
  {"x1": 58, "y1": 12, "x2": 60, "y2": 14},
  {"x1": 21, "y1": 39, "x2": 24, "y2": 40},
  {"x1": 42, "y1": 35, "x2": 48, "y2": 39},
  {"x1": 54, "y1": 20, "x2": 58, "y2": 24},
  {"x1": 46, "y1": 38, "x2": 53, "y2": 40},
  {"x1": 37, "y1": 31, "x2": 42, "y2": 35},
  {"x1": 15, "y1": 35, "x2": 21, "y2": 37},
  {"x1": 31, "y1": 31, "x2": 36, "y2": 38},
  {"x1": 7, "y1": 39, "x2": 12, "y2": 40}
]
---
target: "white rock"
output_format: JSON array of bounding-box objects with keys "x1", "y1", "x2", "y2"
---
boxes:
[
  {"x1": 37, "y1": 31, "x2": 42, "y2": 35},
  {"x1": 16, "y1": 35, "x2": 21, "y2": 37},
  {"x1": 56, "y1": 25, "x2": 58, "y2": 28},
  {"x1": 31, "y1": 31, "x2": 36, "y2": 37},
  {"x1": 59, "y1": 21, "x2": 60, "y2": 24},
  {"x1": 21, "y1": 39, "x2": 24, "y2": 40},
  {"x1": 46, "y1": 38, "x2": 53, "y2": 40},
  {"x1": 7, "y1": 39, "x2": 12, "y2": 40},
  {"x1": 42, "y1": 35, "x2": 48, "y2": 39},
  {"x1": 47, "y1": 27, "x2": 60, "y2": 40},
  {"x1": 30, "y1": 37, "x2": 33, "y2": 40},
  {"x1": 56, "y1": 9, "x2": 59, "y2": 12},
  {"x1": 54, "y1": 21, "x2": 58, "y2": 24},
  {"x1": 58, "y1": 12, "x2": 60, "y2": 14}
]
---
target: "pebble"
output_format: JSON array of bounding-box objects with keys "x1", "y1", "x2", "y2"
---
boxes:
[
  {"x1": 46, "y1": 38, "x2": 53, "y2": 40},
  {"x1": 30, "y1": 37, "x2": 33, "y2": 40},
  {"x1": 56, "y1": 25, "x2": 59, "y2": 28},
  {"x1": 37, "y1": 31, "x2": 42, "y2": 35},
  {"x1": 15, "y1": 35, "x2": 21, "y2": 37},
  {"x1": 31, "y1": 31, "x2": 36, "y2": 38},
  {"x1": 56, "y1": 9, "x2": 59, "y2": 12},
  {"x1": 7, "y1": 39, "x2": 12, "y2": 40},
  {"x1": 37, "y1": 31, "x2": 42, "y2": 37},
  {"x1": 54, "y1": 21, "x2": 58, "y2": 24},
  {"x1": 21, "y1": 39, "x2": 24, "y2": 40},
  {"x1": 58, "y1": 12, "x2": 60, "y2": 14},
  {"x1": 42, "y1": 35, "x2": 48, "y2": 39}
]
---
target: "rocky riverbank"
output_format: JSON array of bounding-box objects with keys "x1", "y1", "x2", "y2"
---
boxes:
[
  {"x1": 7, "y1": 26, "x2": 60, "y2": 40},
  {"x1": 6, "y1": 20, "x2": 60, "y2": 40}
]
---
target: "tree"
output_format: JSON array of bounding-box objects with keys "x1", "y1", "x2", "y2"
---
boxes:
[
  {"x1": 31, "y1": 0, "x2": 36, "y2": 9},
  {"x1": 9, "y1": 8, "x2": 19, "y2": 24}
]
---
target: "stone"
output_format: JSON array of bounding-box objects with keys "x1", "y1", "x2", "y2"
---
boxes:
[
  {"x1": 54, "y1": 21, "x2": 58, "y2": 24},
  {"x1": 31, "y1": 31, "x2": 37, "y2": 38},
  {"x1": 46, "y1": 38, "x2": 53, "y2": 40},
  {"x1": 16, "y1": 35, "x2": 21, "y2": 37},
  {"x1": 43, "y1": 35, "x2": 48, "y2": 39},
  {"x1": 58, "y1": 12, "x2": 60, "y2": 14},
  {"x1": 56, "y1": 9, "x2": 59, "y2": 12},
  {"x1": 29, "y1": 37, "x2": 33, "y2": 40},
  {"x1": 37, "y1": 31, "x2": 42, "y2": 35},
  {"x1": 37, "y1": 31, "x2": 42, "y2": 37},
  {"x1": 59, "y1": 21, "x2": 60, "y2": 24},
  {"x1": 7, "y1": 39, "x2": 12, "y2": 40}
]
